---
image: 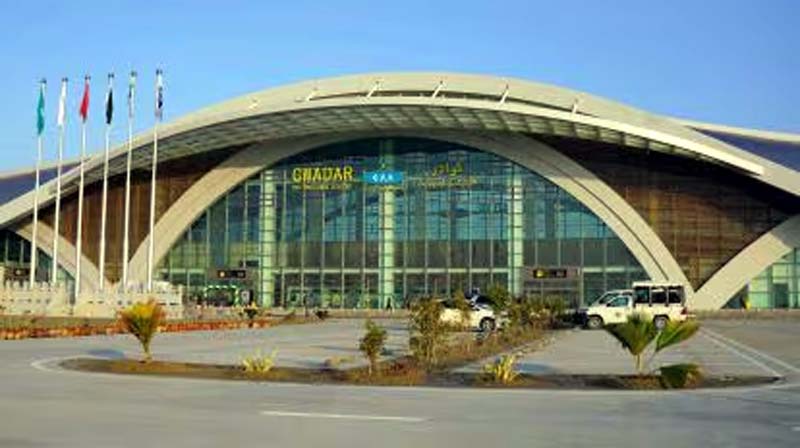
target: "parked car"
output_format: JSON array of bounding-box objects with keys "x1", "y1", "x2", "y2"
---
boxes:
[
  {"x1": 440, "y1": 299, "x2": 506, "y2": 332},
  {"x1": 579, "y1": 282, "x2": 689, "y2": 330}
]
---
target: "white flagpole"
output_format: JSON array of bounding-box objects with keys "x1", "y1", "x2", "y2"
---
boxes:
[
  {"x1": 146, "y1": 69, "x2": 162, "y2": 292},
  {"x1": 121, "y1": 71, "x2": 136, "y2": 292},
  {"x1": 75, "y1": 75, "x2": 90, "y2": 298},
  {"x1": 30, "y1": 79, "x2": 46, "y2": 288},
  {"x1": 98, "y1": 73, "x2": 113, "y2": 291},
  {"x1": 52, "y1": 78, "x2": 67, "y2": 285}
]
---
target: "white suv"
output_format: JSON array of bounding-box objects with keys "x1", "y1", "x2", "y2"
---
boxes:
[{"x1": 580, "y1": 282, "x2": 689, "y2": 330}]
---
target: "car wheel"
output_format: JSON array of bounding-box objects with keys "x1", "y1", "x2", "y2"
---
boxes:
[
  {"x1": 653, "y1": 316, "x2": 669, "y2": 330},
  {"x1": 479, "y1": 318, "x2": 496, "y2": 333},
  {"x1": 586, "y1": 315, "x2": 603, "y2": 330}
]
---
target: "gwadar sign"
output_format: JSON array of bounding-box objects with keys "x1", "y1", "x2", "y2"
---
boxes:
[{"x1": 292, "y1": 165, "x2": 355, "y2": 190}]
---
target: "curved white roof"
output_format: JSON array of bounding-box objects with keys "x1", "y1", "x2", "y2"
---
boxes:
[{"x1": 1, "y1": 71, "x2": 799, "y2": 228}]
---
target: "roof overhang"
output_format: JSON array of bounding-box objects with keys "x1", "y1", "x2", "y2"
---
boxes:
[{"x1": 1, "y1": 71, "x2": 798, "y2": 229}]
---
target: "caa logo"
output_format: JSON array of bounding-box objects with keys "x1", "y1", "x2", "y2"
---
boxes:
[{"x1": 362, "y1": 170, "x2": 404, "y2": 185}]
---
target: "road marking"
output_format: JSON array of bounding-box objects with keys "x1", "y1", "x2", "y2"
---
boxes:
[
  {"x1": 702, "y1": 328, "x2": 800, "y2": 375},
  {"x1": 700, "y1": 331, "x2": 783, "y2": 378},
  {"x1": 260, "y1": 410, "x2": 425, "y2": 423},
  {"x1": 30, "y1": 355, "x2": 79, "y2": 372}
]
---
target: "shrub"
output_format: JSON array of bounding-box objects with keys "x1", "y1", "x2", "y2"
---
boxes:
[
  {"x1": 409, "y1": 297, "x2": 447, "y2": 367},
  {"x1": 359, "y1": 320, "x2": 388, "y2": 376},
  {"x1": 606, "y1": 315, "x2": 701, "y2": 381},
  {"x1": 507, "y1": 298, "x2": 538, "y2": 331},
  {"x1": 483, "y1": 354, "x2": 520, "y2": 384},
  {"x1": 117, "y1": 299, "x2": 166, "y2": 363},
  {"x1": 659, "y1": 363, "x2": 702, "y2": 389},
  {"x1": 322, "y1": 355, "x2": 356, "y2": 370},
  {"x1": 486, "y1": 283, "x2": 510, "y2": 313},
  {"x1": 241, "y1": 349, "x2": 278, "y2": 373},
  {"x1": 606, "y1": 314, "x2": 657, "y2": 375}
]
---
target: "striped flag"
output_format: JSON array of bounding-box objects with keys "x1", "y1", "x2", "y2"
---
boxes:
[
  {"x1": 57, "y1": 78, "x2": 67, "y2": 128},
  {"x1": 79, "y1": 76, "x2": 90, "y2": 122},
  {"x1": 105, "y1": 74, "x2": 114, "y2": 125},
  {"x1": 36, "y1": 80, "x2": 45, "y2": 135},
  {"x1": 128, "y1": 71, "x2": 137, "y2": 118},
  {"x1": 155, "y1": 69, "x2": 163, "y2": 120}
]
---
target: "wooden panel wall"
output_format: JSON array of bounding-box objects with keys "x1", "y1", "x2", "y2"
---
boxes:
[
  {"x1": 539, "y1": 134, "x2": 800, "y2": 289},
  {"x1": 40, "y1": 148, "x2": 235, "y2": 283}
]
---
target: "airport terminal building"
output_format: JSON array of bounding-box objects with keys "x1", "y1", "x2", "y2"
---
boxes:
[{"x1": 1, "y1": 72, "x2": 799, "y2": 311}]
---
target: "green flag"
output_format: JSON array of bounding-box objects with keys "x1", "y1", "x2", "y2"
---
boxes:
[{"x1": 36, "y1": 81, "x2": 45, "y2": 136}]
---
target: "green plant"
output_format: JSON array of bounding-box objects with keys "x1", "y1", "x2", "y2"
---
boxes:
[
  {"x1": 359, "y1": 320, "x2": 388, "y2": 376},
  {"x1": 242, "y1": 349, "x2": 277, "y2": 373},
  {"x1": 606, "y1": 314, "x2": 657, "y2": 375},
  {"x1": 607, "y1": 315, "x2": 701, "y2": 382},
  {"x1": 409, "y1": 297, "x2": 447, "y2": 367},
  {"x1": 507, "y1": 298, "x2": 539, "y2": 331},
  {"x1": 659, "y1": 363, "x2": 702, "y2": 389},
  {"x1": 322, "y1": 355, "x2": 356, "y2": 370},
  {"x1": 117, "y1": 299, "x2": 166, "y2": 363},
  {"x1": 483, "y1": 354, "x2": 520, "y2": 384},
  {"x1": 486, "y1": 283, "x2": 510, "y2": 313}
]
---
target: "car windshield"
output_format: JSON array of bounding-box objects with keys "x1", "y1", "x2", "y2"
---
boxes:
[{"x1": 591, "y1": 292, "x2": 618, "y2": 306}]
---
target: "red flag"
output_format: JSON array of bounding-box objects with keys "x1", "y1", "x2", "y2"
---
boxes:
[{"x1": 79, "y1": 76, "x2": 90, "y2": 122}]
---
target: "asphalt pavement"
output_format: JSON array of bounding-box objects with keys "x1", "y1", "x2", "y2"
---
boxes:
[{"x1": 0, "y1": 318, "x2": 798, "y2": 448}]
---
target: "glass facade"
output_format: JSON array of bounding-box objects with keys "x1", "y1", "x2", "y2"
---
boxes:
[
  {"x1": 158, "y1": 138, "x2": 646, "y2": 308},
  {"x1": 727, "y1": 249, "x2": 800, "y2": 309},
  {"x1": 0, "y1": 229, "x2": 73, "y2": 288}
]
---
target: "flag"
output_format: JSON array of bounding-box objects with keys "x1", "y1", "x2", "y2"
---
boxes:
[
  {"x1": 57, "y1": 78, "x2": 67, "y2": 128},
  {"x1": 79, "y1": 76, "x2": 90, "y2": 122},
  {"x1": 127, "y1": 71, "x2": 136, "y2": 119},
  {"x1": 105, "y1": 74, "x2": 114, "y2": 125},
  {"x1": 36, "y1": 80, "x2": 45, "y2": 136},
  {"x1": 155, "y1": 69, "x2": 163, "y2": 120}
]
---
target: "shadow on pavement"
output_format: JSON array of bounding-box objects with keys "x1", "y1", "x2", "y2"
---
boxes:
[{"x1": 87, "y1": 349, "x2": 126, "y2": 360}]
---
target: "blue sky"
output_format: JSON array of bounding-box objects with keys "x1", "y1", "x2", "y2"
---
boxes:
[{"x1": 0, "y1": 0, "x2": 797, "y2": 171}]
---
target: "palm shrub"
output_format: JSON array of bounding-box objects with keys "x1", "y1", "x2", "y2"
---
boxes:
[
  {"x1": 606, "y1": 315, "x2": 701, "y2": 386},
  {"x1": 486, "y1": 283, "x2": 510, "y2": 313},
  {"x1": 606, "y1": 313, "x2": 657, "y2": 375},
  {"x1": 241, "y1": 349, "x2": 278, "y2": 373},
  {"x1": 359, "y1": 320, "x2": 388, "y2": 376},
  {"x1": 483, "y1": 354, "x2": 520, "y2": 384},
  {"x1": 409, "y1": 297, "x2": 447, "y2": 367},
  {"x1": 117, "y1": 299, "x2": 166, "y2": 363}
]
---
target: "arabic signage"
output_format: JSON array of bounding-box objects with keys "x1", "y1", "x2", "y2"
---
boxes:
[{"x1": 418, "y1": 161, "x2": 477, "y2": 189}]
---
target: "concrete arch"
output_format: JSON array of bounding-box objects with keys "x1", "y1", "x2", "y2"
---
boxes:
[
  {"x1": 6, "y1": 72, "x2": 800, "y2": 237},
  {"x1": 694, "y1": 214, "x2": 800, "y2": 309},
  {"x1": 126, "y1": 130, "x2": 690, "y2": 295},
  {"x1": 14, "y1": 221, "x2": 102, "y2": 292}
]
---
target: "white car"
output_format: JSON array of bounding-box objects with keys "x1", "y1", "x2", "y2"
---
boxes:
[
  {"x1": 440, "y1": 299, "x2": 504, "y2": 332},
  {"x1": 580, "y1": 282, "x2": 689, "y2": 330}
]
